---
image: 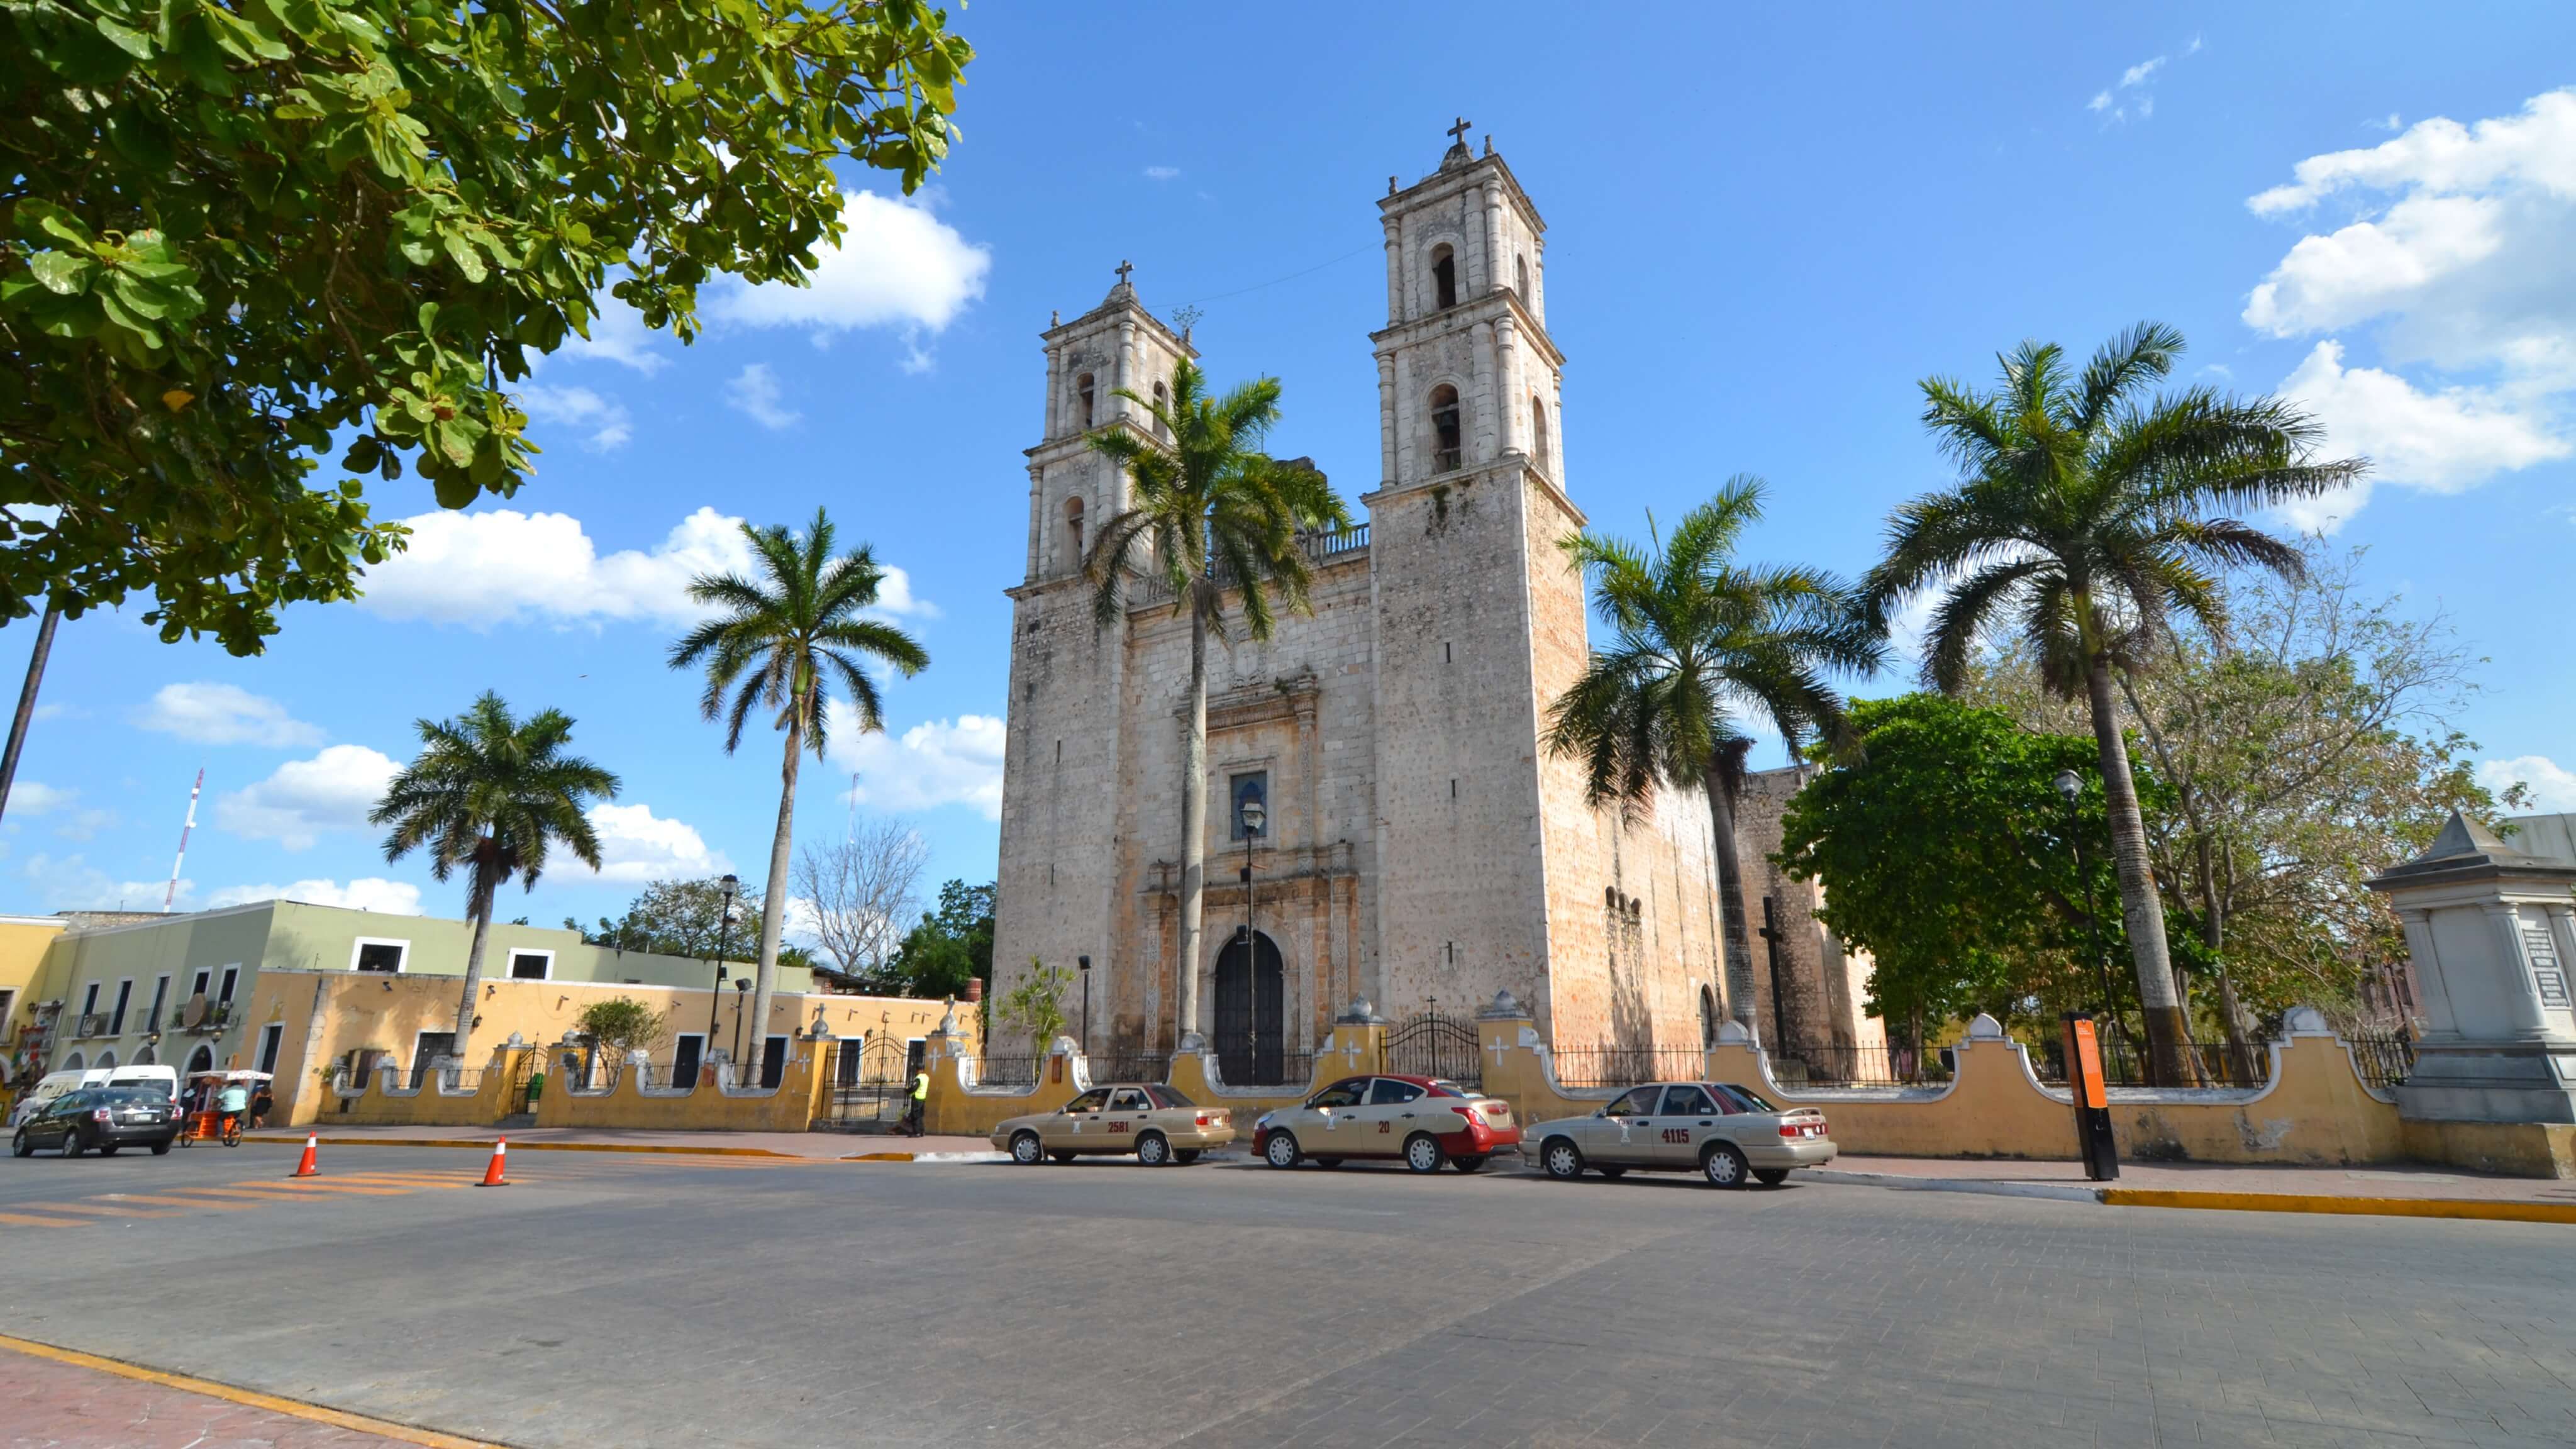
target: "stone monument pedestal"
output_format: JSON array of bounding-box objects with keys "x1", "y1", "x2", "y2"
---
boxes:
[{"x1": 2367, "y1": 812, "x2": 2576, "y2": 1178}]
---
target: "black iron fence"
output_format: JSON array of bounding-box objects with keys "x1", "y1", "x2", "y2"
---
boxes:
[
  {"x1": 2345, "y1": 1033, "x2": 2415, "y2": 1089},
  {"x1": 1770, "y1": 1044, "x2": 1951, "y2": 1088},
  {"x1": 1089, "y1": 1050, "x2": 1171, "y2": 1085},
  {"x1": 1386, "y1": 1008, "x2": 1482, "y2": 1087},
  {"x1": 1548, "y1": 1044, "x2": 1711, "y2": 1090},
  {"x1": 1221, "y1": 1052, "x2": 1314, "y2": 1089},
  {"x1": 971, "y1": 1055, "x2": 1042, "y2": 1087}
]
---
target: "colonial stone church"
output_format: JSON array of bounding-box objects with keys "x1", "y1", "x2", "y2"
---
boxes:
[{"x1": 991, "y1": 131, "x2": 1875, "y2": 1080}]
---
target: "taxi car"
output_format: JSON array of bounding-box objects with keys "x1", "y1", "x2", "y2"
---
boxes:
[
  {"x1": 1523, "y1": 1080, "x2": 1833, "y2": 1188},
  {"x1": 991, "y1": 1083, "x2": 1235, "y2": 1166},
  {"x1": 11, "y1": 1085, "x2": 182, "y2": 1157},
  {"x1": 1252, "y1": 1074, "x2": 1520, "y2": 1173}
]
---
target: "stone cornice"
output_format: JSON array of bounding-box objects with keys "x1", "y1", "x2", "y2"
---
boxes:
[
  {"x1": 1380, "y1": 151, "x2": 1547, "y2": 237},
  {"x1": 1369, "y1": 287, "x2": 1562, "y2": 369}
]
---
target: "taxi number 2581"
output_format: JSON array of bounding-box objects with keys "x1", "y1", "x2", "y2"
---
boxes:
[
  {"x1": 1109, "y1": 1121, "x2": 1132, "y2": 1133},
  {"x1": 1660, "y1": 1128, "x2": 1691, "y2": 1144}
]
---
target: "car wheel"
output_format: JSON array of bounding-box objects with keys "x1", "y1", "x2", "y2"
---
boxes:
[
  {"x1": 1174, "y1": 1149, "x2": 1201, "y2": 1165},
  {"x1": 150, "y1": 1140, "x2": 172, "y2": 1156},
  {"x1": 1540, "y1": 1137, "x2": 1585, "y2": 1180},
  {"x1": 1009, "y1": 1130, "x2": 1045, "y2": 1165},
  {"x1": 1753, "y1": 1168, "x2": 1789, "y2": 1187},
  {"x1": 1135, "y1": 1132, "x2": 1171, "y2": 1167},
  {"x1": 9, "y1": 1131, "x2": 28, "y2": 1158},
  {"x1": 1263, "y1": 1131, "x2": 1301, "y2": 1169},
  {"x1": 1403, "y1": 1133, "x2": 1445, "y2": 1174},
  {"x1": 1701, "y1": 1141, "x2": 1750, "y2": 1189},
  {"x1": 1451, "y1": 1154, "x2": 1488, "y2": 1174},
  {"x1": 59, "y1": 1132, "x2": 83, "y2": 1158}
]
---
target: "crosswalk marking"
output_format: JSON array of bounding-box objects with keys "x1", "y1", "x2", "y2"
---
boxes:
[
  {"x1": 16, "y1": 1201, "x2": 182, "y2": 1219},
  {"x1": 0, "y1": 1210, "x2": 87, "y2": 1228},
  {"x1": 252, "y1": 1179, "x2": 418, "y2": 1196},
  {"x1": 84, "y1": 1193, "x2": 261, "y2": 1211}
]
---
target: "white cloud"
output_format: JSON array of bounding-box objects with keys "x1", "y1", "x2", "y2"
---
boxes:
[
  {"x1": 870, "y1": 565, "x2": 937, "y2": 620},
  {"x1": 830, "y1": 711, "x2": 1006, "y2": 819},
  {"x1": 705, "y1": 191, "x2": 991, "y2": 358},
  {"x1": 1144, "y1": 165, "x2": 1181, "y2": 180},
  {"x1": 207, "y1": 877, "x2": 423, "y2": 914},
  {"x1": 2479, "y1": 754, "x2": 2576, "y2": 813},
  {"x1": 2089, "y1": 47, "x2": 2181, "y2": 123},
  {"x1": 725, "y1": 363, "x2": 801, "y2": 430},
  {"x1": 584, "y1": 802, "x2": 731, "y2": 884},
  {"x1": 215, "y1": 744, "x2": 401, "y2": 851},
  {"x1": 16, "y1": 853, "x2": 187, "y2": 912},
  {"x1": 359, "y1": 506, "x2": 755, "y2": 629},
  {"x1": 2246, "y1": 89, "x2": 2576, "y2": 521},
  {"x1": 135, "y1": 682, "x2": 325, "y2": 748},
  {"x1": 57, "y1": 809, "x2": 116, "y2": 843},
  {"x1": 8, "y1": 781, "x2": 75, "y2": 816},
  {"x1": 2275, "y1": 341, "x2": 2568, "y2": 529},
  {"x1": 516, "y1": 382, "x2": 633, "y2": 452},
  {"x1": 552, "y1": 294, "x2": 667, "y2": 375}
]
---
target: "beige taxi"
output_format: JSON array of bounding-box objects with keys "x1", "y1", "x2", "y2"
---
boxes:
[
  {"x1": 991, "y1": 1083, "x2": 1235, "y2": 1166},
  {"x1": 1523, "y1": 1081, "x2": 1833, "y2": 1187}
]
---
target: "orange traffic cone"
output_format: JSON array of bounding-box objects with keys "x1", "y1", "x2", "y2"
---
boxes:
[
  {"x1": 291, "y1": 1133, "x2": 319, "y2": 1178},
  {"x1": 476, "y1": 1136, "x2": 509, "y2": 1187}
]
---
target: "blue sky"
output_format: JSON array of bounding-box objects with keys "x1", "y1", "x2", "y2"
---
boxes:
[{"x1": 6, "y1": 4, "x2": 2573, "y2": 930}]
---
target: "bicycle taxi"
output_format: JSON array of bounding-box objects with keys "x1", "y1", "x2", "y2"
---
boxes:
[{"x1": 177, "y1": 1069, "x2": 272, "y2": 1147}]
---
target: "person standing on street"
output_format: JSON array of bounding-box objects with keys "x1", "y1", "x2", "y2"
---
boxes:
[{"x1": 904, "y1": 1068, "x2": 929, "y2": 1137}]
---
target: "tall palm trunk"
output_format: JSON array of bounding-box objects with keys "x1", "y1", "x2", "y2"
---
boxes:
[
  {"x1": 450, "y1": 858, "x2": 497, "y2": 1065},
  {"x1": 1702, "y1": 777, "x2": 1762, "y2": 1038},
  {"x1": 1175, "y1": 604, "x2": 1210, "y2": 1051},
  {"x1": 0, "y1": 601, "x2": 62, "y2": 827},
  {"x1": 2081, "y1": 656, "x2": 2189, "y2": 1085},
  {"x1": 748, "y1": 703, "x2": 804, "y2": 1086}
]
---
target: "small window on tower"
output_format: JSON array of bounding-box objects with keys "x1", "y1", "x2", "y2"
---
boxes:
[
  {"x1": 1065, "y1": 496, "x2": 1086, "y2": 568},
  {"x1": 1516, "y1": 254, "x2": 1530, "y2": 298},
  {"x1": 1076, "y1": 373, "x2": 1096, "y2": 430},
  {"x1": 1429, "y1": 385, "x2": 1462, "y2": 473},
  {"x1": 1430, "y1": 244, "x2": 1457, "y2": 310},
  {"x1": 1531, "y1": 396, "x2": 1549, "y2": 473},
  {"x1": 1152, "y1": 380, "x2": 1169, "y2": 438}
]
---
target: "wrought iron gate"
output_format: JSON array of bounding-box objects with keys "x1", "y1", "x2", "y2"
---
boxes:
[
  {"x1": 814, "y1": 1036, "x2": 919, "y2": 1130},
  {"x1": 1385, "y1": 1004, "x2": 1482, "y2": 1088}
]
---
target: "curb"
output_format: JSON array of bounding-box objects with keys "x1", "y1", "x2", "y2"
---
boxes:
[
  {"x1": 0, "y1": 1333, "x2": 505, "y2": 1448},
  {"x1": 2100, "y1": 1187, "x2": 2576, "y2": 1225},
  {"x1": 842, "y1": 1150, "x2": 1008, "y2": 1163},
  {"x1": 1809, "y1": 1169, "x2": 2576, "y2": 1223},
  {"x1": 242, "y1": 1135, "x2": 804, "y2": 1160}
]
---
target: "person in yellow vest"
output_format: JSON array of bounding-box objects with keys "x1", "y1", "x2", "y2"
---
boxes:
[{"x1": 903, "y1": 1068, "x2": 929, "y2": 1137}]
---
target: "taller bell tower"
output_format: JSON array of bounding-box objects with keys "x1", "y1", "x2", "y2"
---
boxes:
[{"x1": 1362, "y1": 126, "x2": 1596, "y2": 1026}]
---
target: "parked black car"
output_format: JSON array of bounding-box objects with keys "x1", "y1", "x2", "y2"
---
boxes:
[{"x1": 11, "y1": 1087, "x2": 180, "y2": 1157}]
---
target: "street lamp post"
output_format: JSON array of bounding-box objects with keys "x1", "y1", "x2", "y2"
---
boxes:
[
  {"x1": 707, "y1": 874, "x2": 739, "y2": 1060},
  {"x1": 1237, "y1": 797, "x2": 1266, "y2": 1074},
  {"x1": 1077, "y1": 955, "x2": 1092, "y2": 1056},
  {"x1": 2053, "y1": 769, "x2": 2119, "y2": 1033}
]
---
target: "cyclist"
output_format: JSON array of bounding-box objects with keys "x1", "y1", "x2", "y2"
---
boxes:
[{"x1": 214, "y1": 1077, "x2": 251, "y2": 1143}]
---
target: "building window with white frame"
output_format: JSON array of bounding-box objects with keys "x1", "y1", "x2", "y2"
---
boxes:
[
  {"x1": 508, "y1": 950, "x2": 552, "y2": 981},
  {"x1": 351, "y1": 939, "x2": 409, "y2": 974}
]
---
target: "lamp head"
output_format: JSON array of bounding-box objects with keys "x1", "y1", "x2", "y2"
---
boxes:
[
  {"x1": 1078, "y1": 954, "x2": 1091, "y2": 974},
  {"x1": 2053, "y1": 769, "x2": 2082, "y2": 802},
  {"x1": 720, "y1": 873, "x2": 739, "y2": 892},
  {"x1": 1241, "y1": 798, "x2": 1267, "y2": 836}
]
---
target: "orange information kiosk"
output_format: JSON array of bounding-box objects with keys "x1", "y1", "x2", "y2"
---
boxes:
[{"x1": 2061, "y1": 1013, "x2": 2119, "y2": 1181}]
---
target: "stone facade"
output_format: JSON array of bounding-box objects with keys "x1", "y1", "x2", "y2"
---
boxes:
[{"x1": 993, "y1": 136, "x2": 1872, "y2": 1067}]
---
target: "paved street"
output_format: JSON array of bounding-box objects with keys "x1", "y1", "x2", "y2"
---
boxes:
[{"x1": 2, "y1": 1143, "x2": 2569, "y2": 1448}]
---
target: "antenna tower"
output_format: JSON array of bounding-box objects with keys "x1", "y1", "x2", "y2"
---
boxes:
[{"x1": 164, "y1": 766, "x2": 203, "y2": 913}]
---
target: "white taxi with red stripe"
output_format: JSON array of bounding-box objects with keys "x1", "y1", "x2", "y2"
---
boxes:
[{"x1": 1253, "y1": 1074, "x2": 1519, "y2": 1173}]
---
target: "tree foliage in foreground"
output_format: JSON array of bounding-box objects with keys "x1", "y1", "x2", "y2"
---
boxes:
[
  {"x1": 884, "y1": 878, "x2": 994, "y2": 1001},
  {"x1": 1, "y1": 0, "x2": 970, "y2": 652},
  {"x1": 1776, "y1": 694, "x2": 2165, "y2": 1045}
]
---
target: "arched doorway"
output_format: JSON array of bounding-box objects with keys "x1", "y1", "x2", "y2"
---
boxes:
[
  {"x1": 1213, "y1": 930, "x2": 1285, "y2": 1085},
  {"x1": 1699, "y1": 986, "x2": 1720, "y2": 1048},
  {"x1": 186, "y1": 1044, "x2": 214, "y2": 1079}
]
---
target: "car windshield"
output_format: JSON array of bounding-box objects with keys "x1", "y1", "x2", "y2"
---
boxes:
[
  {"x1": 1713, "y1": 1084, "x2": 1780, "y2": 1113},
  {"x1": 97, "y1": 1089, "x2": 165, "y2": 1107},
  {"x1": 1423, "y1": 1080, "x2": 1471, "y2": 1098}
]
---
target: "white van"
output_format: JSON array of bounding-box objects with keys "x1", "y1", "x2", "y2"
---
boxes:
[{"x1": 6, "y1": 1063, "x2": 178, "y2": 1127}]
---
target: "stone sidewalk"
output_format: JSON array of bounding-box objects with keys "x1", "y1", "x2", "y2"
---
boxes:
[
  {"x1": 243, "y1": 1123, "x2": 999, "y2": 1160},
  {"x1": 0, "y1": 1339, "x2": 484, "y2": 1448}
]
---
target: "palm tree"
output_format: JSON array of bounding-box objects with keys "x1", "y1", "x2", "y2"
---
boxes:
[
  {"x1": 670, "y1": 509, "x2": 927, "y2": 1083},
  {"x1": 1546, "y1": 477, "x2": 1882, "y2": 1044},
  {"x1": 1860, "y1": 323, "x2": 2363, "y2": 1084},
  {"x1": 1083, "y1": 357, "x2": 1348, "y2": 1052},
  {"x1": 372, "y1": 692, "x2": 620, "y2": 1065}
]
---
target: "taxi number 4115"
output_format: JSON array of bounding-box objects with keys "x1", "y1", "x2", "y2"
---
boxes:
[{"x1": 1660, "y1": 1128, "x2": 1691, "y2": 1144}]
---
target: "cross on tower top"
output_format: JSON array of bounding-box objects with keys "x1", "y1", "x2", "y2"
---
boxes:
[
  {"x1": 1113, "y1": 259, "x2": 1135, "y2": 286},
  {"x1": 1445, "y1": 116, "x2": 1473, "y2": 147}
]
